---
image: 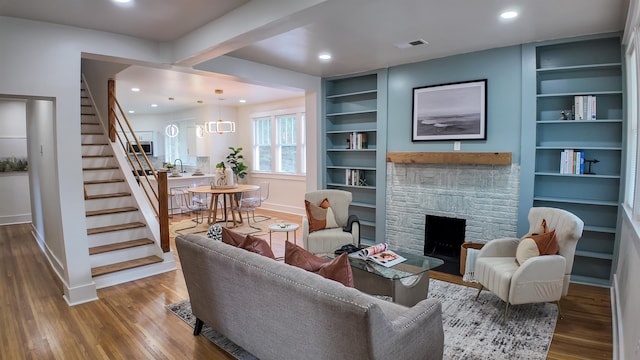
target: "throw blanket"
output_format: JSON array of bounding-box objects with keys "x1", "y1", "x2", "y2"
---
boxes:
[{"x1": 463, "y1": 248, "x2": 480, "y2": 283}]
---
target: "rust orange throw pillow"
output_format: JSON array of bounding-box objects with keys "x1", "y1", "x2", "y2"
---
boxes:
[
  {"x1": 516, "y1": 218, "x2": 559, "y2": 265},
  {"x1": 221, "y1": 227, "x2": 245, "y2": 247},
  {"x1": 529, "y1": 229, "x2": 559, "y2": 255},
  {"x1": 284, "y1": 241, "x2": 353, "y2": 287},
  {"x1": 240, "y1": 234, "x2": 276, "y2": 259},
  {"x1": 305, "y1": 198, "x2": 339, "y2": 233}
]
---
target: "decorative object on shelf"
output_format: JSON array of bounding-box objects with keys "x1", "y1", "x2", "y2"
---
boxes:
[
  {"x1": 212, "y1": 162, "x2": 236, "y2": 188},
  {"x1": 0, "y1": 157, "x2": 28, "y2": 172},
  {"x1": 584, "y1": 158, "x2": 599, "y2": 175},
  {"x1": 205, "y1": 89, "x2": 236, "y2": 134},
  {"x1": 165, "y1": 123, "x2": 179, "y2": 137},
  {"x1": 559, "y1": 110, "x2": 574, "y2": 120},
  {"x1": 412, "y1": 79, "x2": 487, "y2": 141}
]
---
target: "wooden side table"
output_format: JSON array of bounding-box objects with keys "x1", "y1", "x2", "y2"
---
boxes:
[{"x1": 268, "y1": 223, "x2": 299, "y2": 247}]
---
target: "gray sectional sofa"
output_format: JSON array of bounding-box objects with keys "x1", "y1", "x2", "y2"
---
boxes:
[{"x1": 176, "y1": 234, "x2": 444, "y2": 360}]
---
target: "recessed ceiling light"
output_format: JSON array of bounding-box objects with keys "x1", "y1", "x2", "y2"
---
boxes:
[
  {"x1": 151, "y1": 104, "x2": 158, "y2": 108},
  {"x1": 113, "y1": 0, "x2": 132, "y2": 3},
  {"x1": 318, "y1": 53, "x2": 332, "y2": 61},
  {"x1": 128, "y1": 110, "x2": 135, "y2": 114},
  {"x1": 239, "y1": 99, "x2": 247, "y2": 103},
  {"x1": 131, "y1": 87, "x2": 140, "y2": 92},
  {"x1": 168, "y1": 97, "x2": 174, "y2": 101},
  {"x1": 500, "y1": 11, "x2": 518, "y2": 19},
  {"x1": 197, "y1": 100, "x2": 203, "y2": 104}
]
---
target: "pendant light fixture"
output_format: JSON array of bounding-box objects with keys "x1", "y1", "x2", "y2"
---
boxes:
[
  {"x1": 165, "y1": 123, "x2": 179, "y2": 137},
  {"x1": 205, "y1": 89, "x2": 236, "y2": 134}
]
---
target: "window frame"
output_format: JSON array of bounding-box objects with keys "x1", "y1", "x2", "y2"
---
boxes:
[{"x1": 251, "y1": 107, "x2": 305, "y2": 175}]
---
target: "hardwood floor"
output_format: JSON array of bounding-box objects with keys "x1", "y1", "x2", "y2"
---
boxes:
[{"x1": 0, "y1": 209, "x2": 612, "y2": 359}]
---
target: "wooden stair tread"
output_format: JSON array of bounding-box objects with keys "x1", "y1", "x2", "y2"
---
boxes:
[
  {"x1": 83, "y1": 166, "x2": 119, "y2": 171},
  {"x1": 85, "y1": 206, "x2": 137, "y2": 217},
  {"x1": 82, "y1": 155, "x2": 114, "y2": 158},
  {"x1": 82, "y1": 132, "x2": 104, "y2": 135},
  {"x1": 89, "y1": 238, "x2": 154, "y2": 255},
  {"x1": 84, "y1": 179, "x2": 124, "y2": 185},
  {"x1": 91, "y1": 255, "x2": 163, "y2": 277},
  {"x1": 85, "y1": 192, "x2": 131, "y2": 200},
  {"x1": 82, "y1": 143, "x2": 109, "y2": 146},
  {"x1": 87, "y1": 222, "x2": 145, "y2": 235}
]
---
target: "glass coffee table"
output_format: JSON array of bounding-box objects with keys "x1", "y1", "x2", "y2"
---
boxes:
[{"x1": 330, "y1": 248, "x2": 444, "y2": 307}]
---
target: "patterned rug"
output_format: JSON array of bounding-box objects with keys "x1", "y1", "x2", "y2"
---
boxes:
[
  {"x1": 166, "y1": 279, "x2": 558, "y2": 359},
  {"x1": 169, "y1": 216, "x2": 284, "y2": 238}
]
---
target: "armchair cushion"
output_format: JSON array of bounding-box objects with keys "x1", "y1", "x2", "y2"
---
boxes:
[{"x1": 305, "y1": 199, "x2": 339, "y2": 233}]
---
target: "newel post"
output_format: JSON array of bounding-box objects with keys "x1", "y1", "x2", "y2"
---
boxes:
[{"x1": 157, "y1": 169, "x2": 170, "y2": 252}]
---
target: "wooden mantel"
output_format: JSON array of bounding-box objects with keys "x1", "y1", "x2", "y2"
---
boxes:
[{"x1": 386, "y1": 152, "x2": 512, "y2": 165}]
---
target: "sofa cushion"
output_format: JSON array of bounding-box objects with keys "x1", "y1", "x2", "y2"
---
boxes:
[
  {"x1": 221, "y1": 227, "x2": 245, "y2": 246},
  {"x1": 285, "y1": 241, "x2": 353, "y2": 287},
  {"x1": 240, "y1": 234, "x2": 276, "y2": 259},
  {"x1": 305, "y1": 198, "x2": 339, "y2": 233}
]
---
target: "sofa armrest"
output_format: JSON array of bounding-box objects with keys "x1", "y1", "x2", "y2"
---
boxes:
[
  {"x1": 477, "y1": 237, "x2": 520, "y2": 258},
  {"x1": 371, "y1": 298, "x2": 444, "y2": 359}
]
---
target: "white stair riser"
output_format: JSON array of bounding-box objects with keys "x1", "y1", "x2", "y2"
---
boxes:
[
  {"x1": 81, "y1": 145, "x2": 111, "y2": 157},
  {"x1": 85, "y1": 211, "x2": 141, "y2": 228},
  {"x1": 81, "y1": 123, "x2": 103, "y2": 133},
  {"x1": 82, "y1": 157, "x2": 116, "y2": 168},
  {"x1": 84, "y1": 182, "x2": 128, "y2": 196},
  {"x1": 88, "y1": 228, "x2": 150, "y2": 247},
  {"x1": 90, "y1": 244, "x2": 159, "y2": 268},
  {"x1": 84, "y1": 196, "x2": 134, "y2": 211},
  {"x1": 82, "y1": 134, "x2": 108, "y2": 144},
  {"x1": 82, "y1": 169, "x2": 125, "y2": 182},
  {"x1": 92, "y1": 257, "x2": 176, "y2": 289}
]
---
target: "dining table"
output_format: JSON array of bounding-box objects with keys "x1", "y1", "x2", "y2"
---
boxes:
[{"x1": 188, "y1": 184, "x2": 260, "y2": 227}]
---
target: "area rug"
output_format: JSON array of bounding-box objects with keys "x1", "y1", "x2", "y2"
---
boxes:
[
  {"x1": 166, "y1": 279, "x2": 558, "y2": 359},
  {"x1": 169, "y1": 216, "x2": 284, "y2": 238}
]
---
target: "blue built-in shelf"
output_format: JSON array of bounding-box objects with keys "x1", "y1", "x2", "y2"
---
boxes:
[{"x1": 526, "y1": 34, "x2": 623, "y2": 287}]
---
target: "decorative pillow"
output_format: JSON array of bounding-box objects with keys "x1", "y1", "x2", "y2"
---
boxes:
[
  {"x1": 284, "y1": 240, "x2": 326, "y2": 272},
  {"x1": 317, "y1": 253, "x2": 354, "y2": 287},
  {"x1": 284, "y1": 241, "x2": 353, "y2": 287},
  {"x1": 221, "y1": 227, "x2": 245, "y2": 247},
  {"x1": 305, "y1": 198, "x2": 339, "y2": 233},
  {"x1": 515, "y1": 237, "x2": 540, "y2": 265},
  {"x1": 240, "y1": 234, "x2": 276, "y2": 259},
  {"x1": 522, "y1": 218, "x2": 548, "y2": 239},
  {"x1": 207, "y1": 224, "x2": 223, "y2": 241},
  {"x1": 515, "y1": 229, "x2": 559, "y2": 265}
]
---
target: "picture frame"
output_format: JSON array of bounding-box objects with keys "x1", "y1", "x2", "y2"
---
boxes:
[{"x1": 412, "y1": 79, "x2": 487, "y2": 141}]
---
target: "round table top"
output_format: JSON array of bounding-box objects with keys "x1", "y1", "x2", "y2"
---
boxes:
[
  {"x1": 268, "y1": 223, "x2": 300, "y2": 232},
  {"x1": 188, "y1": 184, "x2": 259, "y2": 194}
]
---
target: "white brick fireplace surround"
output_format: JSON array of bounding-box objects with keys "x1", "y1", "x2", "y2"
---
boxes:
[{"x1": 385, "y1": 162, "x2": 520, "y2": 255}]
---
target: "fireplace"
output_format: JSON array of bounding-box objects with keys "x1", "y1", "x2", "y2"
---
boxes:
[{"x1": 424, "y1": 214, "x2": 466, "y2": 275}]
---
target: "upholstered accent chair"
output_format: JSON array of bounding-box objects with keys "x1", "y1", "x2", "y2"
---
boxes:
[
  {"x1": 302, "y1": 189, "x2": 360, "y2": 254},
  {"x1": 474, "y1": 207, "x2": 584, "y2": 322}
]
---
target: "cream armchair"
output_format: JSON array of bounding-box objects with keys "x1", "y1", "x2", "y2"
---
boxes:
[
  {"x1": 474, "y1": 207, "x2": 584, "y2": 322},
  {"x1": 302, "y1": 189, "x2": 360, "y2": 254}
]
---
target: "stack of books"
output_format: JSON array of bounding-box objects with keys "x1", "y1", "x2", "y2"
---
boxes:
[
  {"x1": 574, "y1": 95, "x2": 596, "y2": 120},
  {"x1": 560, "y1": 149, "x2": 585, "y2": 174},
  {"x1": 346, "y1": 169, "x2": 363, "y2": 186},
  {"x1": 348, "y1": 132, "x2": 368, "y2": 149}
]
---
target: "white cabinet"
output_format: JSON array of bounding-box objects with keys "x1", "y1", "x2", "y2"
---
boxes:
[{"x1": 187, "y1": 126, "x2": 209, "y2": 156}]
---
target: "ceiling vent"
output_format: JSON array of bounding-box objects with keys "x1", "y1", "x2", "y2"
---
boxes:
[{"x1": 395, "y1": 39, "x2": 429, "y2": 49}]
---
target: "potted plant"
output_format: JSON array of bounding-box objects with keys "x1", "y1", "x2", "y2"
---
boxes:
[{"x1": 225, "y1": 147, "x2": 248, "y2": 182}]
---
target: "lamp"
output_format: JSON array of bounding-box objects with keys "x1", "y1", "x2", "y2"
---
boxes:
[
  {"x1": 165, "y1": 123, "x2": 179, "y2": 137},
  {"x1": 205, "y1": 89, "x2": 236, "y2": 134}
]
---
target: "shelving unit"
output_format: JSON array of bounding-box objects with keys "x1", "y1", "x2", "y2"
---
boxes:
[
  {"x1": 323, "y1": 71, "x2": 387, "y2": 243},
  {"x1": 530, "y1": 35, "x2": 623, "y2": 286}
]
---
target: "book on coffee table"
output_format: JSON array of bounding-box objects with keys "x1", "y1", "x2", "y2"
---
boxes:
[{"x1": 348, "y1": 243, "x2": 407, "y2": 267}]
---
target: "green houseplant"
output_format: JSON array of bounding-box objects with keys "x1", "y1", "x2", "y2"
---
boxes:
[{"x1": 225, "y1": 147, "x2": 248, "y2": 180}]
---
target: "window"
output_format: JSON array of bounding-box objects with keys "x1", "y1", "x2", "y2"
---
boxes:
[
  {"x1": 165, "y1": 119, "x2": 197, "y2": 166},
  {"x1": 252, "y1": 109, "x2": 305, "y2": 174}
]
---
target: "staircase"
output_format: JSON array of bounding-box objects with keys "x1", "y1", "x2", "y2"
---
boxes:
[{"x1": 80, "y1": 79, "x2": 173, "y2": 288}]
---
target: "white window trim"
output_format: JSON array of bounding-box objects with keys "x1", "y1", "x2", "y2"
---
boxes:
[{"x1": 251, "y1": 107, "x2": 305, "y2": 175}]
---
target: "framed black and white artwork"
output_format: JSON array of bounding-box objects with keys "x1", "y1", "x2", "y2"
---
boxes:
[{"x1": 412, "y1": 79, "x2": 487, "y2": 141}]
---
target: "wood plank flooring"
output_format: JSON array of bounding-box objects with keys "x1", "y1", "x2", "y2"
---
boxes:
[{"x1": 0, "y1": 209, "x2": 612, "y2": 359}]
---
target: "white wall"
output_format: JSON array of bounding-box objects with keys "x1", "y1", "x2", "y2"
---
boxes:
[
  {"x1": 238, "y1": 97, "x2": 307, "y2": 215},
  {"x1": 0, "y1": 16, "x2": 168, "y2": 305},
  {"x1": 616, "y1": 209, "x2": 640, "y2": 360},
  {"x1": 0, "y1": 100, "x2": 31, "y2": 224}
]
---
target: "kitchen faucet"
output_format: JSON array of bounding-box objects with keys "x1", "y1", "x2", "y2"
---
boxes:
[{"x1": 174, "y1": 159, "x2": 184, "y2": 173}]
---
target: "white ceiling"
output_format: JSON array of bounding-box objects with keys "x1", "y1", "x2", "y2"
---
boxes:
[{"x1": 1, "y1": 0, "x2": 630, "y2": 114}]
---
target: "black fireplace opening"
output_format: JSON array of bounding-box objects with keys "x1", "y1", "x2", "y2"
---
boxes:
[{"x1": 424, "y1": 214, "x2": 466, "y2": 275}]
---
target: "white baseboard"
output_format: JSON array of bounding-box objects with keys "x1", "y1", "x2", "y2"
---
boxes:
[
  {"x1": 261, "y1": 202, "x2": 305, "y2": 216},
  {"x1": 612, "y1": 274, "x2": 622, "y2": 360},
  {"x1": 0, "y1": 213, "x2": 31, "y2": 225}
]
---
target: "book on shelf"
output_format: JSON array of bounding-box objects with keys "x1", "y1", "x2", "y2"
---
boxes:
[
  {"x1": 348, "y1": 243, "x2": 407, "y2": 267},
  {"x1": 347, "y1": 132, "x2": 368, "y2": 149},
  {"x1": 345, "y1": 168, "x2": 364, "y2": 186},
  {"x1": 559, "y1": 149, "x2": 584, "y2": 174},
  {"x1": 573, "y1": 95, "x2": 597, "y2": 120}
]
